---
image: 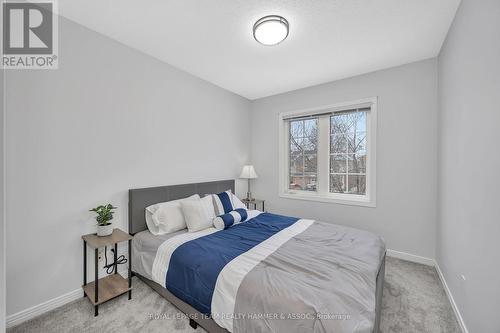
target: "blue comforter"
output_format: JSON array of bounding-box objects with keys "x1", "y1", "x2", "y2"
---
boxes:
[{"x1": 165, "y1": 212, "x2": 299, "y2": 314}]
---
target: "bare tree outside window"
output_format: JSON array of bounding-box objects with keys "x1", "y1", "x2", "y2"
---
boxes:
[
  {"x1": 330, "y1": 109, "x2": 368, "y2": 195},
  {"x1": 289, "y1": 118, "x2": 318, "y2": 191}
]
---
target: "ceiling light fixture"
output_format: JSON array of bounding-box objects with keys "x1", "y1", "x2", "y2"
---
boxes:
[{"x1": 253, "y1": 15, "x2": 289, "y2": 46}]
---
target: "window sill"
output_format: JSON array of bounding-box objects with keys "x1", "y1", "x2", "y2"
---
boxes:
[{"x1": 279, "y1": 191, "x2": 376, "y2": 208}]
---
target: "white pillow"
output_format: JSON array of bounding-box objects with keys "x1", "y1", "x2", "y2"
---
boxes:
[
  {"x1": 231, "y1": 193, "x2": 247, "y2": 210},
  {"x1": 181, "y1": 196, "x2": 216, "y2": 232},
  {"x1": 145, "y1": 194, "x2": 199, "y2": 235}
]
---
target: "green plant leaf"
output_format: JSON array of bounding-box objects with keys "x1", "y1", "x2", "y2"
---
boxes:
[{"x1": 90, "y1": 203, "x2": 117, "y2": 225}]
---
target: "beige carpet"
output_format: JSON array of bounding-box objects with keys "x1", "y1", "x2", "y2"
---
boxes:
[{"x1": 8, "y1": 257, "x2": 460, "y2": 333}]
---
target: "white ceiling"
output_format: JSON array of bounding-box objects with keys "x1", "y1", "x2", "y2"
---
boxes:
[{"x1": 59, "y1": 0, "x2": 460, "y2": 100}]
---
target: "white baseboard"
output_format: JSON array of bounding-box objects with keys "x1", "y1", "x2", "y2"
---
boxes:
[
  {"x1": 6, "y1": 288, "x2": 82, "y2": 328},
  {"x1": 6, "y1": 269, "x2": 128, "y2": 328},
  {"x1": 386, "y1": 249, "x2": 435, "y2": 266},
  {"x1": 434, "y1": 261, "x2": 469, "y2": 333}
]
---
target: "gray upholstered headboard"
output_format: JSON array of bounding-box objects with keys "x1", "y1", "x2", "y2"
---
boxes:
[{"x1": 128, "y1": 179, "x2": 235, "y2": 235}]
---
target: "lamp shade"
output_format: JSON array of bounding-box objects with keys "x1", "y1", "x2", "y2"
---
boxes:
[{"x1": 239, "y1": 165, "x2": 258, "y2": 179}]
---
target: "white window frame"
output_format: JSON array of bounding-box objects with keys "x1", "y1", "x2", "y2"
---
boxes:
[{"x1": 278, "y1": 97, "x2": 377, "y2": 207}]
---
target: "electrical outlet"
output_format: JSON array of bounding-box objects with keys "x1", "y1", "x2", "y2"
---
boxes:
[{"x1": 98, "y1": 249, "x2": 104, "y2": 262}]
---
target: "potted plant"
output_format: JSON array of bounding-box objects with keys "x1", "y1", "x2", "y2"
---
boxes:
[{"x1": 90, "y1": 204, "x2": 117, "y2": 236}]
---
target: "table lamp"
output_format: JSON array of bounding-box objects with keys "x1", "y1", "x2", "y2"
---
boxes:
[{"x1": 239, "y1": 165, "x2": 258, "y2": 201}]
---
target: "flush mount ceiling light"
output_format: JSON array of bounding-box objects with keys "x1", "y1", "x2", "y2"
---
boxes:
[{"x1": 253, "y1": 15, "x2": 289, "y2": 46}]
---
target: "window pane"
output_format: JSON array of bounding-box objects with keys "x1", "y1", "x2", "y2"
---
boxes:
[
  {"x1": 344, "y1": 111, "x2": 367, "y2": 133},
  {"x1": 304, "y1": 119, "x2": 317, "y2": 137},
  {"x1": 330, "y1": 154, "x2": 347, "y2": 173},
  {"x1": 289, "y1": 176, "x2": 305, "y2": 190},
  {"x1": 354, "y1": 111, "x2": 366, "y2": 132},
  {"x1": 303, "y1": 137, "x2": 317, "y2": 152},
  {"x1": 304, "y1": 176, "x2": 317, "y2": 191},
  {"x1": 290, "y1": 137, "x2": 303, "y2": 152},
  {"x1": 331, "y1": 113, "x2": 350, "y2": 133},
  {"x1": 346, "y1": 132, "x2": 355, "y2": 153},
  {"x1": 331, "y1": 111, "x2": 367, "y2": 134},
  {"x1": 348, "y1": 153, "x2": 366, "y2": 174},
  {"x1": 330, "y1": 134, "x2": 347, "y2": 153},
  {"x1": 330, "y1": 174, "x2": 346, "y2": 193},
  {"x1": 349, "y1": 131, "x2": 366, "y2": 153},
  {"x1": 289, "y1": 152, "x2": 303, "y2": 174},
  {"x1": 288, "y1": 118, "x2": 318, "y2": 192},
  {"x1": 304, "y1": 154, "x2": 317, "y2": 173},
  {"x1": 348, "y1": 175, "x2": 366, "y2": 195},
  {"x1": 290, "y1": 121, "x2": 303, "y2": 138}
]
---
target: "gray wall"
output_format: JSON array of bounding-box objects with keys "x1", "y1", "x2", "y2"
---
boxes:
[
  {"x1": 5, "y1": 17, "x2": 251, "y2": 316},
  {"x1": 251, "y1": 59, "x2": 438, "y2": 259},
  {"x1": 437, "y1": 1, "x2": 500, "y2": 332}
]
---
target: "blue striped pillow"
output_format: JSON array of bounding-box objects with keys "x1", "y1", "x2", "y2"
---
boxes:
[
  {"x1": 213, "y1": 209, "x2": 249, "y2": 230},
  {"x1": 211, "y1": 190, "x2": 235, "y2": 215}
]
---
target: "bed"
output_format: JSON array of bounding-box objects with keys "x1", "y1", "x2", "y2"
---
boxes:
[{"x1": 129, "y1": 180, "x2": 386, "y2": 333}]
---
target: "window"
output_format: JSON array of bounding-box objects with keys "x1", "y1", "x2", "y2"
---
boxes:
[{"x1": 279, "y1": 98, "x2": 377, "y2": 207}]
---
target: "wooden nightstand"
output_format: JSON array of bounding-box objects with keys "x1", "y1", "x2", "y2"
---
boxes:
[
  {"x1": 242, "y1": 198, "x2": 265, "y2": 211},
  {"x1": 82, "y1": 228, "x2": 133, "y2": 316}
]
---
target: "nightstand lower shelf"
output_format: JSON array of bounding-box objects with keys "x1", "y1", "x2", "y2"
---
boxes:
[{"x1": 83, "y1": 274, "x2": 131, "y2": 306}]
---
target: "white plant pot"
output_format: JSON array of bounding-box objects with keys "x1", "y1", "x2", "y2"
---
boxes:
[{"x1": 97, "y1": 223, "x2": 113, "y2": 237}]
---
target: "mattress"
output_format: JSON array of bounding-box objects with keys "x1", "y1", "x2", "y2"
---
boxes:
[
  {"x1": 132, "y1": 227, "x2": 187, "y2": 280},
  {"x1": 132, "y1": 212, "x2": 386, "y2": 333}
]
